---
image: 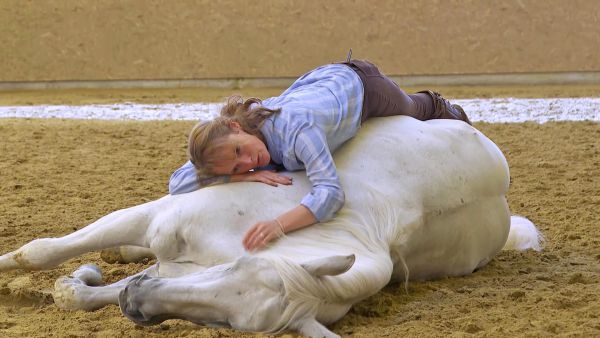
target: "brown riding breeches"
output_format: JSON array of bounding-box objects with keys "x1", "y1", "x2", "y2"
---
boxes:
[{"x1": 341, "y1": 59, "x2": 461, "y2": 123}]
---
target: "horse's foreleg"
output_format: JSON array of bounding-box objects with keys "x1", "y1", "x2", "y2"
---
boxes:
[
  {"x1": 0, "y1": 205, "x2": 153, "y2": 272},
  {"x1": 53, "y1": 261, "x2": 205, "y2": 311},
  {"x1": 53, "y1": 264, "x2": 159, "y2": 311}
]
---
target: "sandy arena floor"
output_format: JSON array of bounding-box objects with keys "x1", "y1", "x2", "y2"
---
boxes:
[{"x1": 0, "y1": 86, "x2": 599, "y2": 337}]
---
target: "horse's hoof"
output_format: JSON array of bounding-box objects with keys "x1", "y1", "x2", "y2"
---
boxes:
[
  {"x1": 53, "y1": 276, "x2": 89, "y2": 310},
  {"x1": 101, "y1": 246, "x2": 155, "y2": 264},
  {"x1": 53, "y1": 265, "x2": 104, "y2": 311},
  {"x1": 100, "y1": 247, "x2": 124, "y2": 264}
]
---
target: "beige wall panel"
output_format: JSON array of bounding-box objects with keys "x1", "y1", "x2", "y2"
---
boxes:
[{"x1": 1, "y1": 0, "x2": 599, "y2": 82}]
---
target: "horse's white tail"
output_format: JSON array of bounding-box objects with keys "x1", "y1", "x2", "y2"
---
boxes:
[{"x1": 502, "y1": 216, "x2": 544, "y2": 251}]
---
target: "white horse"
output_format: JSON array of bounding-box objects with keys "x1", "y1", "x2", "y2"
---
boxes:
[{"x1": 0, "y1": 116, "x2": 542, "y2": 338}]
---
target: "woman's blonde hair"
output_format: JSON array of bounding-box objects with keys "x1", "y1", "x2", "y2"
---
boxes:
[{"x1": 188, "y1": 95, "x2": 281, "y2": 176}]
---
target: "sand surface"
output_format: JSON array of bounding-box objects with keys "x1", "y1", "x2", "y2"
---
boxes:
[{"x1": 0, "y1": 86, "x2": 599, "y2": 337}]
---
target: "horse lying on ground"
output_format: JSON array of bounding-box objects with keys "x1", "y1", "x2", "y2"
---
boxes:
[{"x1": 0, "y1": 116, "x2": 542, "y2": 338}]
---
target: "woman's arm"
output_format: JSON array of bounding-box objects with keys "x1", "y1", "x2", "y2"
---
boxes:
[
  {"x1": 243, "y1": 128, "x2": 344, "y2": 250},
  {"x1": 294, "y1": 129, "x2": 345, "y2": 221},
  {"x1": 169, "y1": 160, "x2": 234, "y2": 194},
  {"x1": 169, "y1": 161, "x2": 205, "y2": 194},
  {"x1": 169, "y1": 161, "x2": 292, "y2": 195}
]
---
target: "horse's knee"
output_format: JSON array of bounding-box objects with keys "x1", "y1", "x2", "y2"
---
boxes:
[
  {"x1": 7, "y1": 238, "x2": 60, "y2": 270},
  {"x1": 0, "y1": 252, "x2": 19, "y2": 272}
]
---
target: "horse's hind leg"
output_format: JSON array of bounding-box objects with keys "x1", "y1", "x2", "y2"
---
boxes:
[
  {"x1": 101, "y1": 245, "x2": 156, "y2": 264},
  {"x1": 0, "y1": 204, "x2": 155, "y2": 272},
  {"x1": 53, "y1": 264, "x2": 159, "y2": 311}
]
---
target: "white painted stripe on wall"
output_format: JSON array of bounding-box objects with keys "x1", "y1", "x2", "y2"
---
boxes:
[{"x1": 0, "y1": 98, "x2": 599, "y2": 123}]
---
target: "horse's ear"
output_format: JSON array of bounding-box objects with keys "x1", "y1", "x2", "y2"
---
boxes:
[
  {"x1": 295, "y1": 317, "x2": 340, "y2": 338},
  {"x1": 301, "y1": 254, "x2": 355, "y2": 277}
]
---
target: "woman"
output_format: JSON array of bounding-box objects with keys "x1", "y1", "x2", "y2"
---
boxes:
[{"x1": 169, "y1": 59, "x2": 470, "y2": 251}]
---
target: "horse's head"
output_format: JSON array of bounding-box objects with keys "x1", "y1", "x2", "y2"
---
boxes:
[{"x1": 119, "y1": 254, "x2": 355, "y2": 337}]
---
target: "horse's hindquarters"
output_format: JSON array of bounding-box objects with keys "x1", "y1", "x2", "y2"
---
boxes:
[{"x1": 392, "y1": 195, "x2": 510, "y2": 282}]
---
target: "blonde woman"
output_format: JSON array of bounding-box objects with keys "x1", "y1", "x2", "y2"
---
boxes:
[{"x1": 169, "y1": 60, "x2": 470, "y2": 251}]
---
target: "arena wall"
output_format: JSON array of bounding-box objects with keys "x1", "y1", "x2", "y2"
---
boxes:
[{"x1": 1, "y1": 0, "x2": 599, "y2": 83}]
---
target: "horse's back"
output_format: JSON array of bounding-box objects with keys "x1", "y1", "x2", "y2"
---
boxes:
[{"x1": 337, "y1": 117, "x2": 509, "y2": 209}]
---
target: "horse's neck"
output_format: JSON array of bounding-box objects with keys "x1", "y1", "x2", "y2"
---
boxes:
[
  {"x1": 256, "y1": 213, "x2": 395, "y2": 311},
  {"x1": 262, "y1": 202, "x2": 394, "y2": 258},
  {"x1": 259, "y1": 233, "x2": 394, "y2": 325}
]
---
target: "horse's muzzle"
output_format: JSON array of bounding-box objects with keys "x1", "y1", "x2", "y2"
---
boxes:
[{"x1": 118, "y1": 274, "x2": 170, "y2": 326}]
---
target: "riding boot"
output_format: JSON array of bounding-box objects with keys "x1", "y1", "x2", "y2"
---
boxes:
[{"x1": 418, "y1": 90, "x2": 472, "y2": 125}]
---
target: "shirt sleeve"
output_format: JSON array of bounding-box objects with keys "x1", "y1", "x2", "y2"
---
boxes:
[
  {"x1": 169, "y1": 160, "x2": 230, "y2": 195},
  {"x1": 294, "y1": 128, "x2": 345, "y2": 222}
]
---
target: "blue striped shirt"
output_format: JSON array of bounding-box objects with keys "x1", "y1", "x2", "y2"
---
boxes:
[{"x1": 169, "y1": 64, "x2": 364, "y2": 221}]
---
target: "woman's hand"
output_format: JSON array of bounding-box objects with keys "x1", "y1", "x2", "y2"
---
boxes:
[
  {"x1": 243, "y1": 219, "x2": 285, "y2": 251},
  {"x1": 231, "y1": 170, "x2": 292, "y2": 187},
  {"x1": 243, "y1": 205, "x2": 317, "y2": 251}
]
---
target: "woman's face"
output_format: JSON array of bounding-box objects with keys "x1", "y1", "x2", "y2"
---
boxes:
[{"x1": 208, "y1": 130, "x2": 271, "y2": 175}]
